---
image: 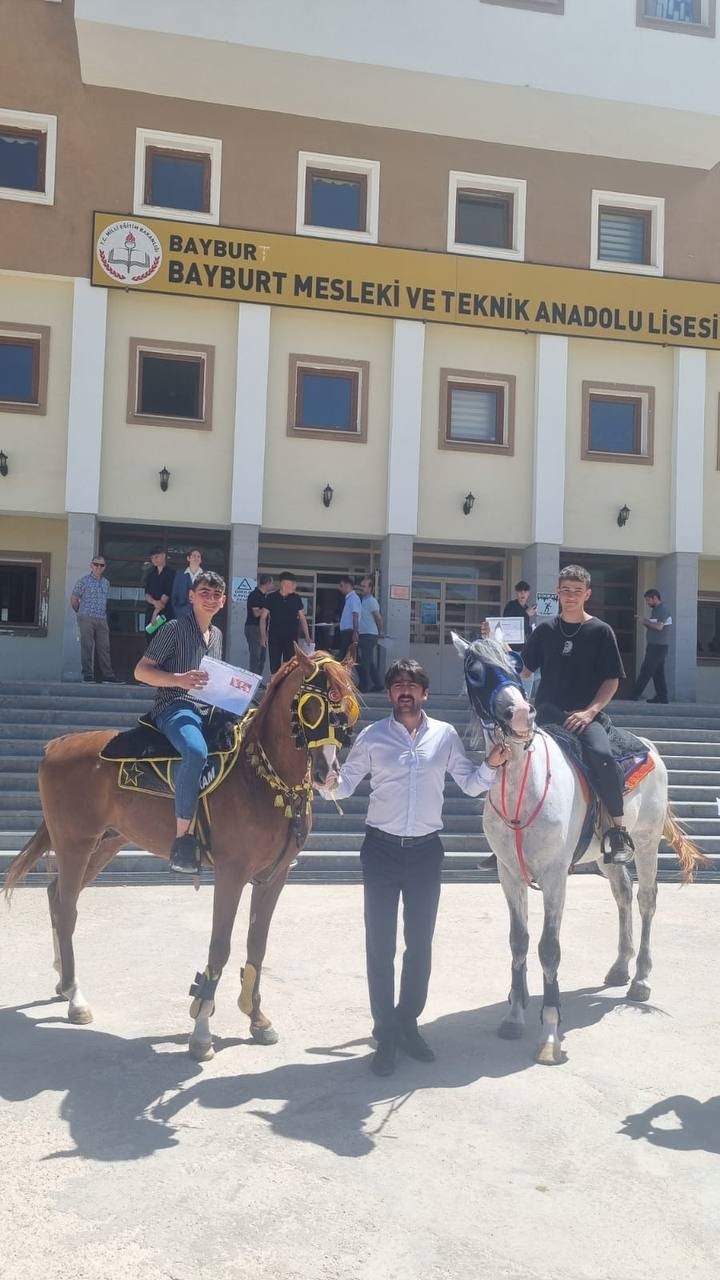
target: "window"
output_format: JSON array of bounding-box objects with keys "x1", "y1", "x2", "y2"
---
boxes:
[
  {"x1": 127, "y1": 339, "x2": 214, "y2": 429},
  {"x1": 591, "y1": 191, "x2": 664, "y2": 275},
  {"x1": 582, "y1": 382, "x2": 655, "y2": 464},
  {"x1": 410, "y1": 546, "x2": 507, "y2": 647},
  {"x1": 0, "y1": 109, "x2": 56, "y2": 205},
  {"x1": 296, "y1": 153, "x2": 380, "y2": 243},
  {"x1": 698, "y1": 595, "x2": 720, "y2": 660},
  {"x1": 0, "y1": 324, "x2": 50, "y2": 415},
  {"x1": 287, "y1": 356, "x2": 369, "y2": 441},
  {"x1": 439, "y1": 369, "x2": 515, "y2": 453},
  {"x1": 0, "y1": 552, "x2": 50, "y2": 636},
  {"x1": 637, "y1": 0, "x2": 715, "y2": 36},
  {"x1": 448, "y1": 173, "x2": 526, "y2": 260},
  {"x1": 134, "y1": 129, "x2": 221, "y2": 224}
]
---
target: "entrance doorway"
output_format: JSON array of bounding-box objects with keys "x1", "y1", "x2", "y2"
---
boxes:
[
  {"x1": 563, "y1": 551, "x2": 637, "y2": 686},
  {"x1": 99, "y1": 523, "x2": 230, "y2": 680},
  {"x1": 258, "y1": 533, "x2": 381, "y2": 649}
]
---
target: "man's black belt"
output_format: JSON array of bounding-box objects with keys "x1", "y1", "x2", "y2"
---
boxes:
[{"x1": 365, "y1": 825, "x2": 440, "y2": 848}]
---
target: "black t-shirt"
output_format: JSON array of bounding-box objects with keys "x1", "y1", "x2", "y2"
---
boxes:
[
  {"x1": 144, "y1": 566, "x2": 175, "y2": 624},
  {"x1": 265, "y1": 590, "x2": 304, "y2": 639},
  {"x1": 523, "y1": 616, "x2": 626, "y2": 713},
  {"x1": 245, "y1": 586, "x2": 266, "y2": 628},
  {"x1": 503, "y1": 598, "x2": 531, "y2": 649}
]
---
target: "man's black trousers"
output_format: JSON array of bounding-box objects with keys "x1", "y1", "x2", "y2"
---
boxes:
[
  {"x1": 360, "y1": 827, "x2": 443, "y2": 1044},
  {"x1": 632, "y1": 644, "x2": 668, "y2": 702},
  {"x1": 268, "y1": 634, "x2": 296, "y2": 673},
  {"x1": 537, "y1": 704, "x2": 625, "y2": 819}
]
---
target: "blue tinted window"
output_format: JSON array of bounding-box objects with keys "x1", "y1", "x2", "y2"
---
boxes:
[
  {"x1": 299, "y1": 372, "x2": 355, "y2": 431},
  {"x1": 0, "y1": 342, "x2": 36, "y2": 403},
  {"x1": 0, "y1": 131, "x2": 42, "y2": 192},
  {"x1": 148, "y1": 152, "x2": 208, "y2": 212},
  {"x1": 308, "y1": 174, "x2": 365, "y2": 231},
  {"x1": 589, "y1": 399, "x2": 638, "y2": 453}
]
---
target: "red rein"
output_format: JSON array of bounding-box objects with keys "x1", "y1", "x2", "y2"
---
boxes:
[{"x1": 488, "y1": 734, "x2": 552, "y2": 890}]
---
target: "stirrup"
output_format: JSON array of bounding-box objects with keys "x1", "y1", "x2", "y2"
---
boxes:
[{"x1": 601, "y1": 826, "x2": 635, "y2": 865}]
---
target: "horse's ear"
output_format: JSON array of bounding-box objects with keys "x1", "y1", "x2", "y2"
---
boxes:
[
  {"x1": 293, "y1": 643, "x2": 314, "y2": 674},
  {"x1": 451, "y1": 631, "x2": 470, "y2": 657}
]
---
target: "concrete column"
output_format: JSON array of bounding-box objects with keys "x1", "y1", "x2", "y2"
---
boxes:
[
  {"x1": 226, "y1": 522, "x2": 261, "y2": 666},
  {"x1": 65, "y1": 279, "x2": 107, "y2": 514},
  {"x1": 61, "y1": 512, "x2": 98, "y2": 680},
  {"x1": 531, "y1": 335, "x2": 568, "y2": 548},
  {"x1": 227, "y1": 304, "x2": 271, "y2": 665},
  {"x1": 656, "y1": 552, "x2": 698, "y2": 702},
  {"x1": 521, "y1": 542, "x2": 560, "y2": 600},
  {"x1": 383, "y1": 319, "x2": 425, "y2": 656}
]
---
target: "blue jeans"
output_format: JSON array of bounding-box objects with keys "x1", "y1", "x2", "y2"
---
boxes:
[{"x1": 155, "y1": 703, "x2": 208, "y2": 822}]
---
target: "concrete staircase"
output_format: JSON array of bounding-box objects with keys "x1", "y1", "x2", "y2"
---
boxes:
[{"x1": 1, "y1": 681, "x2": 719, "y2": 883}]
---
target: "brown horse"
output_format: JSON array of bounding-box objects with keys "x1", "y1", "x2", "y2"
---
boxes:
[{"x1": 4, "y1": 648, "x2": 357, "y2": 1061}]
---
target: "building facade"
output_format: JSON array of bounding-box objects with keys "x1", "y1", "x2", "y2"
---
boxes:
[{"x1": 2, "y1": 0, "x2": 720, "y2": 694}]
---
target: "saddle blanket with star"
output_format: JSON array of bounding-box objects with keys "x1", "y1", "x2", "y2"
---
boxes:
[{"x1": 99, "y1": 709, "x2": 245, "y2": 802}]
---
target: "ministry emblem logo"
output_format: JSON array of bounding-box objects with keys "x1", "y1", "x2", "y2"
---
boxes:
[{"x1": 97, "y1": 219, "x2": 162, "y2": 284}]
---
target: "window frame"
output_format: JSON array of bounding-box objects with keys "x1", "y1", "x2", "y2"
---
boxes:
[
  {"x1": 133, "y1": 128, "x2": 222, "y2": 225},
  {"x1": 636, "y1": 0, "x2": 715, "y2": 37},
  {"x1": 0, "y1": 108, "x2": 57, "y2": 206},
  {"x1": 438, "y1": 368, "x2": 516, "y2": 455},
  {"x1": 581, "y1": 381, "x2": 655, "y2": 465},
  {"x1": 591, "y1": 190, "x2": 665, "y2": 276},
  {"x1": 447, "y1": 172, "x2": 526, "y2": 260},
  {"x1": 296, "y1": 152, "x2": 380, "y2": 244},
  {"x1": 0, "y1": 322, "x2": 50, "y2": 415},
  {"x1": 303, "y1": 166, "x2": 368, "y2": 235},
  {"x1": 126, "y1": 338, "x2": 215, "y2": 430},
  {"x1": 143, "y1": 145, "x2": 212, "y2": 215},
  {"x1": 287, "y1": 355, "x2": 369, "y2": 442},
  {"x1": 0, "y1": 551, "x2": 51, "y2": 637}
]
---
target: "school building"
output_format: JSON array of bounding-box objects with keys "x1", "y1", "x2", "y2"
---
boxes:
[{"x1": 2, "y1": 0, "x2": 720, "y2": 694}]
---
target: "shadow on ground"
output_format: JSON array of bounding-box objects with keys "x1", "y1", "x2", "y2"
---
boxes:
[
  {"x1": 619, "y1": 1095, "x2": 720, "y2": 1154},
  {"x1": 1, "y1": 984, "x2": 666, "y2": 1162}
]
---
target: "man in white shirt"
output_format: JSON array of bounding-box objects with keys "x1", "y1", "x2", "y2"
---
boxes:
[
  {"x1": 337, "y1": 575, "x2": 361, "y2": 661},
  {"x1": 317, "y1": 657, "x2": 508, "y2": 1077},
  {"x1": 357, "y1": 574, "x2": 384, "y2": 692}
]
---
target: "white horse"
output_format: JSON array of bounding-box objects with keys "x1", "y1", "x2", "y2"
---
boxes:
[{"x1": 453, "y1": 634, "x2": 704, "y2": 1066}]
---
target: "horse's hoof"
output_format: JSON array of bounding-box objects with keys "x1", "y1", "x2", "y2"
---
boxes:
[
  {"x1": 68, "y1": 1005, "x2": 93, "y2": 1025},
  {"x1": 498, "y1": 1020, "x2": 524, "y2": 1040},
  {"x1": 627, "y1": 980, "x2": 650, "y2": 1003},
  {"x1": 55, "y1": 981, "x2": 65, "y2": 998},
  {"x1": 604, "y1": 964, "x2": 630, "y2": 987},
  {"x1": 251, "y1": 1024, "x2": 279, "y2": 1045},
  {"x1": 189, "y1": 1039, "x2": 214, "y2": 1062},
  {"x1": 535, "y1": 1038, "x2": 564, "y2": 1066}
]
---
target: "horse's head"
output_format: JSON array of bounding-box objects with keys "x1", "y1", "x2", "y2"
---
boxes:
[
  {"x1": 452, "y1": 632, "x2": 535, "y2": 741},
  {"x1": 290, "y1": 646, "x2": 360, "y2": 784}
]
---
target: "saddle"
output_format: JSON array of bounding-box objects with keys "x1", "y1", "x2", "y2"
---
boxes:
[
  {"x1": 540, "y1": 712, "x2": 655, "y2": 866},
  {"x1": 99, "y1": 709, "x2": 246, "y2": 863}
]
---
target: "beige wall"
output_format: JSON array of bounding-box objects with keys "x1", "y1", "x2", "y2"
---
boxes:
[
  {"x1": 99, "y1": 291, "x2": 238, "y2": 524},
  {"x1": 264, "y1": 310, "x2": 391, "y2": 536},
  {"x1": 703, "y1": 353, "x2": 720, "y2": 554},
  {"x1": 0, "y1": 275, "x2": 72, "y2": 517},
  {"x1": 699, "y1": 559, "x2": 720, "y2": 591},
  {"x1": 564, "y1": 339, "x2": 674, "y2": 555},
  {"x1": 418, "y1": 325, "x2": 535, "y2": 544},
  {"x1": 0, "y1": 515, "x2": 67, "y2": 678}
]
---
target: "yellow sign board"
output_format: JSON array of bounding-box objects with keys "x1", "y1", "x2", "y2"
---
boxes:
[{"x1": 91, "y1": 211, "x2": 720, "y2": 349}]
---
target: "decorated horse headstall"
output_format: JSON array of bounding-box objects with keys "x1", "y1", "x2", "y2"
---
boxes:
[
  {"x1": 464, "y1": 646, "x2": 525, "y2": 732},
  {"x1": 290, "y1": 655, "x2": 360, "y2": 750}
]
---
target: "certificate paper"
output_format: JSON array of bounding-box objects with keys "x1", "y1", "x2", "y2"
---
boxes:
[
  {"x1": 190, "y1": 657, "x2": 260, "y2": 716},
  {"x1": 486, "y1": 617, "x2": 525, "y2": 646}
]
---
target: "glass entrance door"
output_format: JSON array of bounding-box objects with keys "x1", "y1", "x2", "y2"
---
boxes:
[
  {"x1": 258, "y1": 534, "x2": 380, "y2": 648},
  {"x1": 563, "y1": 551, "x2": 637, "y2": 685}
]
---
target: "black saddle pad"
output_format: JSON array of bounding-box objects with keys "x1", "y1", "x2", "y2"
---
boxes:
[{"x1": 100, "y1": 707, "x2": 240, "y2": 763}]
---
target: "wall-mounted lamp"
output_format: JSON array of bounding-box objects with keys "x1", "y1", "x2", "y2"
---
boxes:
[
  {"x1": 322, "y1": 483, "x2": 334, "y2": 508},
  {"x1": 0, "y1": 451, "x2": 8, "y2": 478},
  {"x1": 159, "y1": 466, "x2": 170, "y2": 493},
  {"x1": 462, "y1": 491, "x2": 476, "y2": 516},
  {"x1": 617, "y1": 503, "x2": 630, "y2": 528}
]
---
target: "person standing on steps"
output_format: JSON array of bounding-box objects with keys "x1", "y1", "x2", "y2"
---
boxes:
[
  {"x1": 337, "y1": 575, "x2": 361, "y2": 663},
  {"x1": 260, "y1": 571, "x2": 311, "y2": 674},
  {"x1": 70, "y1": 555, "x2": 118, "y2": 684},
  {"x1": 315, "y1": 656, "x2": 508, "y2": 1079},
  {"x1": 143, "y1": 546, "x2": 175, "y2": 636},
  {"x1": 357, "y1": 575, "x2": 384, "y2": 692},
  {"x1": 171, "y1": 548, "x2": 203, "y2": 620},
  {"x1": 244, "y1": 573, "x2": 274, "y2": 677},
  {"x1": 630, "y1": 589, "x2": 671, "y2": 704}
]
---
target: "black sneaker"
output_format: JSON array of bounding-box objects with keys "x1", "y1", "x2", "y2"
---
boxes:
[
  {"x1": 101, "y1": 675, "x2": 119, "y2": 683},
  {"x1": 398, "y1": 1026, "x2": 436, "y2": 1062},
  {"x1": 648, "y1": 697, "x2": 668, "y2": 704},
  {"x1": 169, "y1": 833, "x2": 199, "y2": 875},
  {"x1": 370, "y1": 1041, "x2": 397, "y2": 1077},
  {"x1": 602, "y1": 826, "x2": 635, "y2": 865}
]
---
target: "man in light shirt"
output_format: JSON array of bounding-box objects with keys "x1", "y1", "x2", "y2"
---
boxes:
[
  {"x1": 317, "y1": 656, "x2": 508, "y2": 1077},
  {"x1": 337, "y1": 575, "x2": 361, "y2": 661},
  {"x1": 357, "y1": 574, "x2": 384, "y2": 693}
]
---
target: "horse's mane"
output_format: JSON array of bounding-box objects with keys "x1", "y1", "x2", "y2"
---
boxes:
[
  {"x1": 467, "y1": 636, "x2": 520, "y2": 679},
  {"x1": 247, "y1": 651, "x2": 356, "y2": 741}
]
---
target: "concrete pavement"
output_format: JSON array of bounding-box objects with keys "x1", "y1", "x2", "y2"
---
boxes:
[{"x1": 1, "y1": 880, "x2": 719, "y2": 1280}]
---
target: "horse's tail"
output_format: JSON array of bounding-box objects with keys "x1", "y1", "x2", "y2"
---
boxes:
[
  {"x1": 3, "y1": 821, "x2": 52, "y2": 901},
  {"x1": 663, "y1": 809, "x2": 710, "y2": 884}
]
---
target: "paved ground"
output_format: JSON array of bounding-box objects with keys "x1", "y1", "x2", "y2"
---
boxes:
[{"x1": 2, "y1": 879, "x2": 719, "y2": 1280}]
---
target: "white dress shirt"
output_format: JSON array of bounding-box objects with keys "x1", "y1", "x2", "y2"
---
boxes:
[{"x1": 333, "y1": 712, "x2": 497, "y2": 837}]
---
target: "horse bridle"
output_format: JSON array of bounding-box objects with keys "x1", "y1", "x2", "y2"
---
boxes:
[
  {"x1": 290, "y1": 655, "x2": 360, "y2": 751},
  {"x1": 464, "y1": 652, "x2": 536, "y2": 748}
]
